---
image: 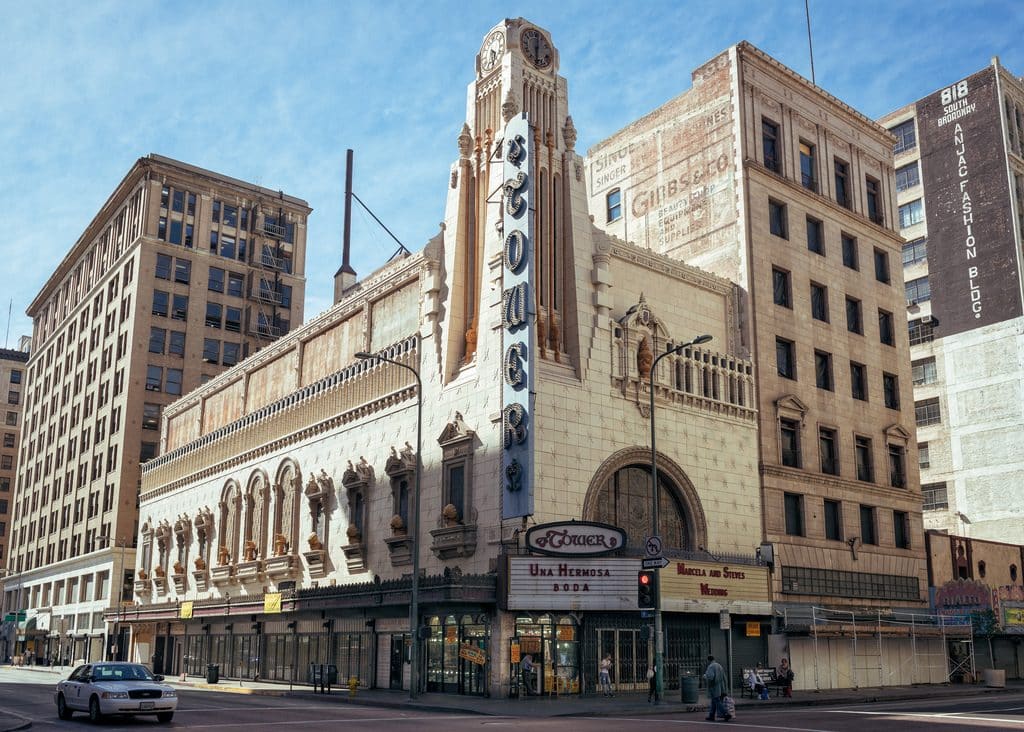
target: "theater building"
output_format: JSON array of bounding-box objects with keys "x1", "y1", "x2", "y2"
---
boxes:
[{"x1": 130, "y1": 18, "x2": 766, "y2": 697}]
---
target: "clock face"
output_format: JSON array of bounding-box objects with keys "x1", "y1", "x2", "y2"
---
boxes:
[
  {"x1": 481, "y1": 30, "x2": 505, "y2": 72},
  {"x1": 520, "y1": 28, "x2": 552, "y2": 69}
]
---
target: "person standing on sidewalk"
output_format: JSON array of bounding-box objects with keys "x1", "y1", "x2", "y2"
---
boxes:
[
  {"x1": 647, "y1": 664, "x2": 657, "y2": 702},
  {"x1": 704, "y1": 655, "x2": 729, "y2": 721},
  {"x1": 777, "y1": 657, "x2": 794, "y2": 698},
  {"x1": 599, "y1": 653, "x2": 614, "y2": 696}
]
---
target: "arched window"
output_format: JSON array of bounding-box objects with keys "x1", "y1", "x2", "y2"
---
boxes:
[
  {"x1": 273, "y1": 461, "x2": 301, "y2": 552},
  {"x1": 218, "y1": 481, "x2": 241, "y2": 565}
]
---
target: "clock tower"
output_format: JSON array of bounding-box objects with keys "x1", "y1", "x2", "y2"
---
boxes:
[{"x1": 442, "y1": 18, "x2": 581, "y2": 380}]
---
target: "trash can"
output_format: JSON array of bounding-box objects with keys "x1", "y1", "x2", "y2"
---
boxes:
[
  {"x1": 681, "y1": 673, "x2": 699, "y2": 704},
  {"x1": 206, "y1": 664, "x2": 219, "y2": 684}
]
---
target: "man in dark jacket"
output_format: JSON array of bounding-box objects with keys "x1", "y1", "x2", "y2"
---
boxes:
[{"x1": 704, "y1": 655, "x2": 730, "y2": 721}]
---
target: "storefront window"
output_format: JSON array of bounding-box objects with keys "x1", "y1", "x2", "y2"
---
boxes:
[
  {"x1": 424, "y1": 613, "x2": 489, "y2": 696},
  {"x1": 513, "y1": 614, "x2": 580, "y2": 695}
]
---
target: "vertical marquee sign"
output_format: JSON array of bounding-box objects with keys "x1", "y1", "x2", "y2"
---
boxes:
[{"x1": 501, "y1": 112, "x2": 535, "y2": 520}]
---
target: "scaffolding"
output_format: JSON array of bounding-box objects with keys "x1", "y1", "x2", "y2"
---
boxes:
[{"x1": 782, "y1": 606, "x2": 974, "y2": 690}]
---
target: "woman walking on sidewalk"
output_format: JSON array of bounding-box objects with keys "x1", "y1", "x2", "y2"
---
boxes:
[{"x1": 599, "y1": 654, "x2": 614, "y2": 696}]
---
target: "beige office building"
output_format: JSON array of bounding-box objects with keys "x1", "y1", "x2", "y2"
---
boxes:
[
  {"x1": 880, "y1": 59, "x2": 1024, "y2": 545},
  {"x1": 588, "y1": 43, "x2": 943, "y2": 688},
  {"x1": 2, "y1": 154, "x2": 309, "y2": 665}
]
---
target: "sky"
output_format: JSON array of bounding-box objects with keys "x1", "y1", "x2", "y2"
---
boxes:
[{"x1": 2, "y1": 0, "x2": 1022, "y2": 346}]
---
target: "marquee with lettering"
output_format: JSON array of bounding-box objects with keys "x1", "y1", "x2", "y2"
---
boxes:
[
  {"x1": 660, "y1": 558, "x2": 771, "y2": 615},
  {"x1": 501, "y1": 112, "x2": 536, "y2": 520},
  {"x1": 506, "y1": 557, "x2": 640, "y2": 610}
]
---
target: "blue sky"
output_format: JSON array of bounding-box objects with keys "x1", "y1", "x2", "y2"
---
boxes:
[{"x1": 1, "y1": 0, "x2": 1021, "y2": 346}]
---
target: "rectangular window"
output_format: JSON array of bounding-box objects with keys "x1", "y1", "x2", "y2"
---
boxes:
[
  {"x1": 148, "y1": 327, "x2": 165, "y2": 354},
  {"x1": 203, "y1": 338, "x2": 220, "y2": 364},
  {"x1": 883, "y1": 372, "x2": 900, "y2": 410},
  {"x1": 888, "y1": 444, "x2": 907, "y2": 488},
  {"x1": 174, "y1": 258, "x2": 191, "y2": 284},
  {"x1": 784, "y1": 493, "x2": 804, "y2": 536},
  {"x1": 769, "y1": 199, "x2": 788, "y2": 238},
  {"x1": 140, "y1": 442, "x2": 158, "y2": 463},
  {"x1": 866, "y1": 176, "x2": 882, "y2": 224},
  {"x1": 806, "y1": 216, "x2": 824, "y2": 255},
  {"x1": 152, "y1": 290, "x2": 168, "y2": 317},
  {"x1": 212, "y1": 200, "x2": 220, "y2": 223},
  {"x1": 9, "y1": 370, "x2": 20, "y2": 385},
  {"x1": 222, "y1": 342, "x2": 240, "y2": 367},
  {"x1": 2, "y1": 433, "x2": 12, "y2": 448},
  {"x1": 899, "y1": 199, "x2": 924, "y2": 228},
  {"x1": 227, "y1": 272, "x2": 244, "y2": 298},
  {"x1": 172, "y1": 189, "x2": 184, "y2": 213},
  {"x1": 142, "y1": 403, "x2": 160, "y2": 431},
  {"x1": 912, "y1": 357, "x2": 937, "y2": 386},
  {"x1": 846, "y1": 297, "x2": 863, "y2": 334},
  {"x1": 187, "y1": 192, "x2": 196, "y2": 216},
  {"x1": 874, "y1": 248, "x2": 890, "y2": 283},
  {"x1": 155, "y1": 253, "x2": 171, "y2": 280},
  {"x1": 157, "y1": 216, "x2": 167, "y2": 240},
  {"x1": 824, "y1": 499, "x2": 842, "y2": 541},
  {"x1": 891, "y1": 119, "x2": 917, "y2": 154},
  {"x1": 219, "y1": 235, "x2": 236, "y2": 260},
  {"x1": 855, "y1": 436, "x2": 874, "y2": 482},
  {"x1": 160, "y1": 186, "x2": 169, "y2": 208},
  {"x1": 209, "y1": 267, "x2": 225, "y2": 292},
  {"x1": 606, "y1": 189, "x2": 622, "y2": 222},
  {"x1": 842, "y1": 233, "x2": 858, "y2": 269},
  {"x1": 819, "y1": 427, "x2": 839, "y2": 475},
  {"x1": 205, "y1": 302, "x2": 222, "y2": 328},
  {"x1": 145, "y1": 366, "x2": 162, "y2": 392},
  {"x1": 171, "y1": 294, "x2": 188, "y2": 321},
  {"x1": 166, "y1": 368, "x2": 183, "y2": 396},
  {"x1": 772, "y1": 267, "x2": 791, "y2": 308},
  {"x1": 776, "y1": 337, "x2": 796, "y2": 380},
  {"x1": 896, "y1": 162, "x2": 920, "y2": 192},
  {"x1": 810, "y1": 282, "x2": 829, "y2": 322},
  {"x1": 780, "y1": 419, "x2": 801, "y2": 468},
  {"x1": 222, "y1": 204, "x2": 238, "y2": 227},
  {"x1": 905, "y1": 276, "x2": 931, "y2": 304},
  {"x1": 814, "y1": 350, "x2": 833, "y2": 391},
  {"x1": 915, "y1": 397, "x2": 941, "y2": 427},
  {"x1": 762, "y1": 118, "x2": 780, "y2": 172},
  {"x1": 850, "y1": 362, "x2": 868, "y2": 401},
  {"x1": 860, "y1": 505, "x2": 877, "y2": 545},
  {"x1": 878, "y1": 310, "x2": 895, "y2": 345},
  {"x1": 919, "y1": 442, "x2": 930, "y2": 470},
  {"x1": 209, "y1": 230, "x2": 218, "y2": 253},
  {"x1": 894, "y1": 511, "x2": 910, "y2": 549},
  {"x1": 169, "y1": 219, "x2": 182, "y2": 245},
  {"x1": 834, "y1": 159, "x2": 850, "y2": 208},
  {"x1": 922, "y1": 482, "x2": 948, "y2": 510},
  {"x1": 902, "y1": 237, "x2": 927, "y2": 266},
  {"x1": 909, "y1": 317, "x2": 936, "y2": 345},
  {"x1": 168, "y1": 331, "x2": 185, "y2": 356},
  {"x1": 225, "y1": 307, "x2": 242, "y2": 333},
  {"x1": 799, "y1": 141, "x2": 816, "y2": 191},
  {"x1": 184, "y1": 223, "x2": 194, "y2": 248}
]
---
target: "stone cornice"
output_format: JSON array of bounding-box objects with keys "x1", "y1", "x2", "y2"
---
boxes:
[
  {"x1": 607, "y1": 237, "x2": 734, "y2": 296},
  {"x1": 761, "y1": 464, "x2": 922, "y2": 503}
]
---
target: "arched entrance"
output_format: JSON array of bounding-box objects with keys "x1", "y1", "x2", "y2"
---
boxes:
[{"x1": 583, "y1": 447, "x2": 707, "y2": 553}]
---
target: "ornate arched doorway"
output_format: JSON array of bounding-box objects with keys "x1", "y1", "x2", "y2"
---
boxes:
[{"x1": 583, "y1": 447, "x2": 707, "y2": 553}]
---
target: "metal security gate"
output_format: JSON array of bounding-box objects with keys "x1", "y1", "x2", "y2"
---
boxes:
[{"x1": 595, "y1": 628, "x2": 648, "y2": 691}]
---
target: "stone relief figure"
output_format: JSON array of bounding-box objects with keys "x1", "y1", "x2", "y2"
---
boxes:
[
  {"x1": 154, "y1": 564, "x2": 166, "y2": 578},
  {"x1": 390, "y1": 514, "x2": 406, "y2": 535},
  {"x1": 637, "y1": 336, "x2": 653, "y2": 378},
  {"x1": 274, "y1": 533, "x2": 288, "y2": 556},
  {"x1": 137, "y1": 568, "x2": 148, "y2": 580},
  {"x1": 346, "y1": 523, "x2": 362, "y2": 543},
  {"x1": 243, "y1": 540, "x2": 257, "y2": 561},
  {"x1": 308, "y1": 533, "x2": 323, "y2": 551},
  {"x1": 218, "y1": 545, "x2": 230, "y2": 566},
  {"x1": 173, "y1": 560, "x2": 185, "y2": 576},
  {"x1": 194, "y1": 556, "x2": 206, "y2": 571}
]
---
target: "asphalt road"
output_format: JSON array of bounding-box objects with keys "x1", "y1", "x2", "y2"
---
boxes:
[{"x1": 1, "y1": 679, "x2": 1023, "y2": 730}]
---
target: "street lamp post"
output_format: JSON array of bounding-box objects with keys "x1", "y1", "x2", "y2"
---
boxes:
[
  {"x1": 648, "y1": 333, "x2": 712, "y2": 703},
  {"x1": 355, "y1": 350, "x2": 422, "y2": 700}
]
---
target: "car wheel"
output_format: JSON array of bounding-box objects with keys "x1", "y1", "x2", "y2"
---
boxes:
[
  {"x1": 56, "y1": 693, "x2": 74, "y2": 720},
  {"x1": 88, "y1": 696, "x2": 103, "y2": 724},
  {"x1": 157, "y1": 711, "x2": 174, "y2": 723}
]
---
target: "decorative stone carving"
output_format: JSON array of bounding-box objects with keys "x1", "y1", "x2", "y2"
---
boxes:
[
  {"x1": 273, "y1": 533, "x2": 288, "y2": 557},
  {"x1": 192, "y1": 568, "x2": 209, "y2": 592},
  {"x1": 458, "y1": 123, "x2": 473, "y2": 159},
  {"x1": 218, "y1": 545, "x2": 231, "y2": 566},
  {"x1": 562, "y1": 115, "x2": 577, "y2": 151},
  {"x1": 502, "y1": 88, "x2": 519, "y2": 123},
  {"x1": 636, "y1": 336, "x2": 653, "y2": 378}
]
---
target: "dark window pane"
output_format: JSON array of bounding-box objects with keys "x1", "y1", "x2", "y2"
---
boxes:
[{"x1": 784, "y1": 493, "x2": 804, "y2": 536}]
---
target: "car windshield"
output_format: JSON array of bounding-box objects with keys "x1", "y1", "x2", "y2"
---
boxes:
[{"x1": 92, "y1": 664, "x2": 155, "y2": 682}]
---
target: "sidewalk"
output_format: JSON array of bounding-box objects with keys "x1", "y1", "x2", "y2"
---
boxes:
[{"x1": 2, "y1": 663, "x2": 1021, "y2": 729}]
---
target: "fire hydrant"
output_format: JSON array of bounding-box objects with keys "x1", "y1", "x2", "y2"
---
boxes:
[{"x1": 348, "y1": 676, "x2": 358, "y2": 697}]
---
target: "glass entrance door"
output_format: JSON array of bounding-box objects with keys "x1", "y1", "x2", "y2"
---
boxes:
[{"x1": 596, "y1": 628, "x2": 648, "y2": 691}]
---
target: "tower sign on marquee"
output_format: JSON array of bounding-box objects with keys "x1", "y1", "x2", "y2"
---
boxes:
[{"x1": 501, "y1": 112, "x2": 535, "y2": 520}]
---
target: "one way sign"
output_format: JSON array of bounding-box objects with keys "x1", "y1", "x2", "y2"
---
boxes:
[{"x1": 641, "y1": 557, "x2": 669, "y2": 569}]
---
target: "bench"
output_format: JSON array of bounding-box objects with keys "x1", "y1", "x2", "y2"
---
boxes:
[{"x1": 740, "y1": 668, "x2": 777, "y2": 698}]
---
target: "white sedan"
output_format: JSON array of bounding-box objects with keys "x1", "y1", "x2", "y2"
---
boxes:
[{"x1": 55, "y1": 661, "x2": 178, "y2": 723}]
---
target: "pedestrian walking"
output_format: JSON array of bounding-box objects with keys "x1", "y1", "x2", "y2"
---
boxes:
[
  {"x1": 647, "y1": 664, "x2": 657, "y2": 702},
  {"x1": 704, "y1": 654, "x2": 730, "y2": 721},
  {"x1": 599, "y1": 653, "x2": 614, "y2": 696}
]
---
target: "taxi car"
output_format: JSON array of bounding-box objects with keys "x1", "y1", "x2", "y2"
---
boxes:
[{"x1": 55, "y1": 661, "x2": 177, "y2": 723}]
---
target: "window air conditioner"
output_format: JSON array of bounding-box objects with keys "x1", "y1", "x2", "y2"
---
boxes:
[{"x1": 921, "y1": 314, "x2": 933, "y2": 324}]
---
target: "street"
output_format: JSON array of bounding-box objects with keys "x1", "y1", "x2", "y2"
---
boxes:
[{"x1": 0, "y1": 677, "x2": 1023, "y2": 731}]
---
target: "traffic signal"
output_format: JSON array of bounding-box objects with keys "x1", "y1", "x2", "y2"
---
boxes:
[{"x1": 637, "y1": 570, "x2": 658, "y2": 609}]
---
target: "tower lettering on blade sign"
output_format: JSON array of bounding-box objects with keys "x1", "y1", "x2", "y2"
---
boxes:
[{"x1": 501, "y1": 113, "x2": 535, "y2": 520}]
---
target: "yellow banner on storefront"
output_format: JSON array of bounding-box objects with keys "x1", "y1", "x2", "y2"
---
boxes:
[
  {"x1": 179, "y1": 601, "x2": 193, "y2": 619},
  {"x1": 264, "y1": 592, "x2": 282, "y2": 614}
]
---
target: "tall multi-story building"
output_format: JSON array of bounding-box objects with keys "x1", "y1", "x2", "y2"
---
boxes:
[
  {"x1": 0, "y1": 348, "x2": 29, "y2": 570},
  {"x1": 880, "y1": 59, "x2": 1024, "y2": 544},
  {"x1": 588, "y1": 42, "x2": 943, "y2": 687},
  {"x1": 2, "y1": 154, "x2": 309, "y2": 665}
]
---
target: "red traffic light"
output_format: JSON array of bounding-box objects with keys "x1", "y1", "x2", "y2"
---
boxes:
[
  {"x1": 637, "y1": 570, "x2": 658, "y2": 609},
  {"x1": 639, "y1": 573, "x2": 652, "y2": 585}
]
